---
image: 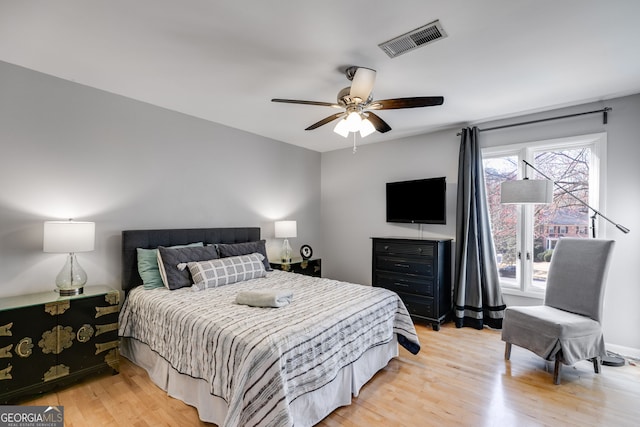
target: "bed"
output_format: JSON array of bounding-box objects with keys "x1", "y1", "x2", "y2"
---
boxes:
[{"x1": 118, "y1": 227, "x2": 420, "y2": 427}]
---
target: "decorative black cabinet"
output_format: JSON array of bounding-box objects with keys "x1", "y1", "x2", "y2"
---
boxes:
[
  {"x1": 372, "y1": 237, "x2": 452, "y2": 331},
  {"x1": 270, "y1": 258, "x2": 321, "y2": 277},
  {"x1": 0, "y1": 285, "x2": 120, "y2": 403}
]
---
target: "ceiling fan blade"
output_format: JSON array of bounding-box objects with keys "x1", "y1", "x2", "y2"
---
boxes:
[
  {"x1": 305, "y1": 113, "x2": 344, "y2": 130},
  {"x1": 349, "y1": 67, "x2": 376, "y2": 101},
  {"x1": 366, "y1": 112, "x2": 392, "y2": 133},
  {"x1": 372, "y1": 96, "x2": 444, "y2": 110},
  {"x1": 272, "y1": 99, "x2": 340, "y2": 108}
]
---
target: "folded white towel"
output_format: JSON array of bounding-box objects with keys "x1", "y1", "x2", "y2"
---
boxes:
[{"x1": 235, "y1": 289, "x2": 293, "y2": 308}]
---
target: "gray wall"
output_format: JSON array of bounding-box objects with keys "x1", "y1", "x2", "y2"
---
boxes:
[
  {"x1": 0, "y1": 61, "x2": 321, "y2": 297},
  {"x1": 321, "y1": 94, "x2": 640, "y2": 353}
]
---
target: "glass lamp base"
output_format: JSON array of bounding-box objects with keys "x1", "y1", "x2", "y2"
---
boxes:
[
  {"x1": 281, "y1": 238, "x2": 292, "y2": 263},
  {"x1": 57, "y1": 287, "x2": 84, "y2": 296},
  {"x1": 55, "y1": 253, "x2": 87, "y2": 296}
]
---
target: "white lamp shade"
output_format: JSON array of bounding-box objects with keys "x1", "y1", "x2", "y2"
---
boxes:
[
  {"x1": 43, "y1": 221, "x2": 95, "y2": 253},
  {"x1": 501, "y1": 179, "x2": 553, "y2": 204},
  {"x1": 274, "y1": 220, "x2": 297, "y2": 238},
  {"x1": 345, "y1": 111, "x2": 362, "y2": 132},
  {"x1": 359, "y1": 118, "x2": 376, "y2": 137},
  {"x1": 333, "y1": 118, "x2": 350, "y2": 138}
]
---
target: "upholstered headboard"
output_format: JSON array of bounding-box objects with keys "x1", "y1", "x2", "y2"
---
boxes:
[{"x1": 121, "y1": 227, "x2": 261, "y2": 292}]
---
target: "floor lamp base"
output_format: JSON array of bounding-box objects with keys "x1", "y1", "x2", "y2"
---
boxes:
[{"x1": 602, "y1": 352, "x2": 625, "y2": 367}]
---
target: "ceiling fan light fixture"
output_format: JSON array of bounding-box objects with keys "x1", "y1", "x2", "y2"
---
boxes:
[
  {"x1": 359, "y1": 118, "x2": 376, "y2": 138},
  {"x1": 272, "y1": 65, "x2": 444, "y2": 140},
  {"x1": 346, "y1": 111, "x2": 362, "y2": 132},
  {"x1": 333, "y1": 118, "x2": 350, "y2": 138}
]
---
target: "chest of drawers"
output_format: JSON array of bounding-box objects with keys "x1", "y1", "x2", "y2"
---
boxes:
[
  {"x1": 372, "y1": 237, "x2": 452, "y2": 330},
  {"x1": 0, "y1": 285, "x2": 120, "y2": 403}
]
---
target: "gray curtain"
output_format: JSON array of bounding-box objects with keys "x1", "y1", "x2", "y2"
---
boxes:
[{"x1": 454, "y1": 127, "x2": 505, "y2": 329}]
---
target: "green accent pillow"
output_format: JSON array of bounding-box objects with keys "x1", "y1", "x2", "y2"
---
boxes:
[{"x1": 137, "y1": 242, "x2": 203, "y2": 289}]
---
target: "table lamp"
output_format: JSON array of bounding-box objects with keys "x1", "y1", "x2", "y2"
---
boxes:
[
  {"x1": 274, "y1": 220, "x2": 297, "y2": 263},
  {"x1": 43, "y1": 220, "x2": 95, "y2": 296}
]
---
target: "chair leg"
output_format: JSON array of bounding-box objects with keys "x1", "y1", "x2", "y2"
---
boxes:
[
  {"x1": 553, "y1": 359, "x2": 562, "y2": 385},
  {"x1": 504, "y1": 342, "x2": 512, "y2": 360},
  {"x1": 592, "y1": 357, "x2": 601, "y2": 374}
]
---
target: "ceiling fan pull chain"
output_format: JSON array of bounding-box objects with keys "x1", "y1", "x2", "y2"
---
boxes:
[{"x1": 352, "y1": 132, "x2": 358, "y2": 154}]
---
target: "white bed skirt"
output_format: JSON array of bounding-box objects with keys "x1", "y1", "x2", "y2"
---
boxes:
[{"x1": 120, "y1": 336, "x2": 398, "y2": 426}]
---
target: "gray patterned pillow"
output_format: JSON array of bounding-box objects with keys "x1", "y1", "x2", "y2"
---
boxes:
[
  {"x1": 157, "y1": 245, "x2": 219, "y2": 290},
  {"x1": 217, "y1": 240, "x2": 271, "y2": 271},
  {"x1": 187, "y1": 253, "x2": 266, "y2": 291}
]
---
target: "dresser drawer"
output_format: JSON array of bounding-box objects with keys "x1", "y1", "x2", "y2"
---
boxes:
[
  {"x1": 375, "y1": 255, "x2": 434, "y2": 276},
  {"x1": 375, "y1": 272, "x2": 434, "y2": 297},
  {"x1": 397, "y1": 293, "x2": 435, "y2": 319},
  {"x1": 374, "y1": 241, "x2": 434, "y2": 257}
]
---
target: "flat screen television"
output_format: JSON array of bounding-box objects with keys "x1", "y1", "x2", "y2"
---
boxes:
[{"x1": 386, "y1": 177, "x2": 446, "y2": 224}]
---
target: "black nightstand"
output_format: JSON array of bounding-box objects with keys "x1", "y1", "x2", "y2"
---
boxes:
[
  {"x1": 0, "y1": 285, "x2": 120, "y2": 403},
  {"x1": 270, "y1": 258, "x2": 321, "y2": 277}
]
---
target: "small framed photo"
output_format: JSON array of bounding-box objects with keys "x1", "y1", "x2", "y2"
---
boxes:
[{"x1": 300, "y1": 244, "x2": 313, "y2": 260}]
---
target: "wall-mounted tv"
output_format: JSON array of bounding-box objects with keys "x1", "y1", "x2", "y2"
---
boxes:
[{"x1": 386, "y1": 177, "x2": 446, "y2": 224}]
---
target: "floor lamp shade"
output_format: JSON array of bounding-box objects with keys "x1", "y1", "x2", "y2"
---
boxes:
[
  {"x1": 43, "y1": 221, "x2": 95, "y2": 295},
  {"x1": 501, "y1": 179, "x2": 553, "y2": 204}
]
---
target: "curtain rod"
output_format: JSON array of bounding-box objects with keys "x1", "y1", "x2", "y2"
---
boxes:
[{"x1": 457, "y1": 107, "x2": 611, "y2": 136}]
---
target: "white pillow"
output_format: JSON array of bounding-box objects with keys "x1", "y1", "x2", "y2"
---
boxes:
[{"x1": 186, "y1": 253, "x2": 266, "y2": 291}]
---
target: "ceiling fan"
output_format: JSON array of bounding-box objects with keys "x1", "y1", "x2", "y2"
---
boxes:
[{"x1": 271, "y1": 66, "x2": 444, "y2": 138}]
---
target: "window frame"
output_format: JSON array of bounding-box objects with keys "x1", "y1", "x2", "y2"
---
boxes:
[{"x1": 482, "y1": 132, "x2": 607, "y2": 297}]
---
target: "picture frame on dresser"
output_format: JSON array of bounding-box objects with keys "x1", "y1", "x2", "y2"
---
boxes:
[{"x1": 371, "y1": 237, "x2": 452, "y2": 331}]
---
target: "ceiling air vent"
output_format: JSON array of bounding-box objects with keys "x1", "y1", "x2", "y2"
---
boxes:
[{"x1": 378, "y1": 20, "x2": 447, "y2": 59}]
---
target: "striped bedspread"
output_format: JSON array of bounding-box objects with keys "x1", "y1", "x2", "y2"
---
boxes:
[{"x1": 119, "y1": 270, "x2": 420, "y2": 427}]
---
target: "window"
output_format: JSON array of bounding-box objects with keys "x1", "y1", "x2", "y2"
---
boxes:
[{"x1": 482, "y1": 133, "x2": 605, "y2": 296}]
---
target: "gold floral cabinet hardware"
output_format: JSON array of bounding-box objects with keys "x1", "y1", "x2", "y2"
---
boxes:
[
  {"x1": 0, "y1": 285, "x2": 120, "y2": 403},
  {"x1": 39, "y1": 325, "x2": 75, "y2": 355}
]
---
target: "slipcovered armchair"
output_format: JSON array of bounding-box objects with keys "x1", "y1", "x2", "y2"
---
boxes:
[{"x1": 501, "y1": 238, "x2": 615, "y2": 384}]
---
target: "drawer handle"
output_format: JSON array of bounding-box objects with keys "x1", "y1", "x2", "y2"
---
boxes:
[
  {"x1": 394, "y1": 282, "x2": 409, "y2": 287},
  {"x1": 394, "y1": 263, "x2": 410, "y2": 268},
  {"x1": 16, "y1": 337, "x2": 33, "y2": 358},
  {"x1": 77, "y1": 324, "x2": 95, "y2": 343}
]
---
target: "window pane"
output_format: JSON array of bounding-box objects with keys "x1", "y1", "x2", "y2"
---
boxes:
[
  {"x1": 483, "y1": 155, "x2": 519, "y2": 288},
  {"x1": 530, "y1": 148, "x2": 591, "y2": 290}
]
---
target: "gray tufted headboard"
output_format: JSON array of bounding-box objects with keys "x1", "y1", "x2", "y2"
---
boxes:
[{"x1": 121, "y1": 227, "x2": 261, "y2": 292}]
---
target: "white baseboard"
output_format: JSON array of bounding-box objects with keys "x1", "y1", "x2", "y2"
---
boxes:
[{"x1": 606, "y1": 343, "x2": 640, "y2": 360}]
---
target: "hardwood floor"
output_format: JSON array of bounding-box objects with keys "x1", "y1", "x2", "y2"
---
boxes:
[{"x1": 23, "y1": 322, "x2": 640, "y2": 426}]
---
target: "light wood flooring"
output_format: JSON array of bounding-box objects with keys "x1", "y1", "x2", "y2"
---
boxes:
[{"x1": 23, "y1": 322, "x2": 640, "y2": 426}]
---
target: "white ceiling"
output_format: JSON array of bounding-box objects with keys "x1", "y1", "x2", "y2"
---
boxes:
[{"x1": 1, "y1": 0, "x2": 639, "y2": 152}]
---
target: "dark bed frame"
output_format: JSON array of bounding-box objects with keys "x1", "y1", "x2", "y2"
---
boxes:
[{"x1": 121, "y1": 227, "x2": 261, "y2": 293}]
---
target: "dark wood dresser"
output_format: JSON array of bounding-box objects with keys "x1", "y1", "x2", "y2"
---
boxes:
[
  {"x1": 0, "y1": 285, "x2": 120, "y2": 403},
  {"x1": 372, "y1": 237, "x2": 452, "y2": 330}
]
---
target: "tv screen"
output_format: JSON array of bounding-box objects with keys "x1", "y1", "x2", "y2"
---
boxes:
[{"x1": 386, "y1": 177, "x2": 446, "y2": 224}]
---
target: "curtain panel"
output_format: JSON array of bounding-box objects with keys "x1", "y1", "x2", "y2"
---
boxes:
[{"x1": 454, "y1": 127, "x2": 505, "y2": 329}]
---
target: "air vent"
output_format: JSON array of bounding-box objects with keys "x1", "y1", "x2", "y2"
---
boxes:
[{"x1": 378, "y1": 20, "x2": 447, "y2": 59}]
